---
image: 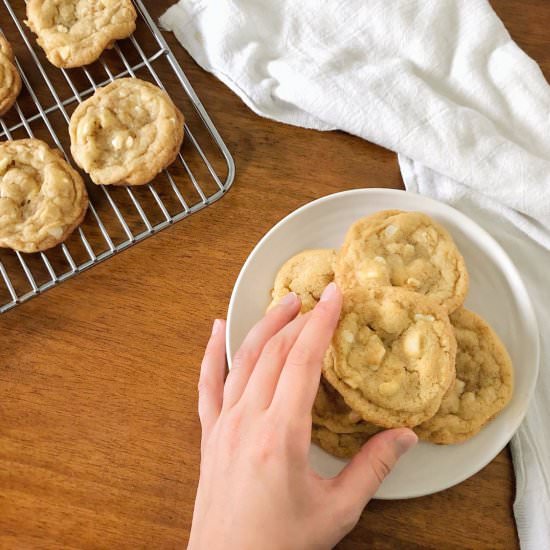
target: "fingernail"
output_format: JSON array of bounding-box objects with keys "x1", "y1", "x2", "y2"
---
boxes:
[
  {"x1": 212, "y1": 319, "x2": 223, "y2": 336},
  {"x1": 395, "y1": 431, "x2": 418, "y2": 457},
  {"x1": 320, "y1": 282, "x2": 338, "y2": 302},
  {"x1": 280, "y1": 292, "x2": 298, "y2": 306}
]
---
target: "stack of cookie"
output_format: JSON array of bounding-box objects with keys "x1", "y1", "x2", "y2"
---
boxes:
[{"x1": 269, "y1": 210, "x2": 514, "y2": 458}]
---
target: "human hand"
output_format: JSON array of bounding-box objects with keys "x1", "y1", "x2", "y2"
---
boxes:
[{"x1": 189, "y1": 283, "x2": 417, "y2": 550}]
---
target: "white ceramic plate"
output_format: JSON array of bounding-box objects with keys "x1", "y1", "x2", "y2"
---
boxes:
[{"x1": 226, "y1": 189, "x2": 539, "y2": 499}]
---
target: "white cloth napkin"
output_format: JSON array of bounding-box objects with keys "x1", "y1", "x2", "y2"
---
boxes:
[
  {"x1": 399, "y1": 159, "x2": 550, "y2": 548},
  {"x1": 160, "y1": 0, "x2": 550, "y2": 546}
]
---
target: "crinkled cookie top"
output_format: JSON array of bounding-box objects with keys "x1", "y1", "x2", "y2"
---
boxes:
[
  {"x1": 269, "y1": 249, "x2": 336, "y2": 313},
  {"x1": 415, "y1": 308, "x2": 513, "y2": 444},
  {"x1": 324, "y1": 287, "x2": 456, "y2": 428},
  {"x1": 0, "y1": 139, "x2": 88, "y2": 253},
  {"x1": 25, "y1": 0, "x2": 137, "y2": 68},
  {"x1": 0, "y1": 35, "x2": 21, "y2": 115},
  {"x1": 335, "y1": 210, "x2": 468, "y2": 312},
  {"x1": 69, "y1": 78, "x2": 184, "y2": 186}
]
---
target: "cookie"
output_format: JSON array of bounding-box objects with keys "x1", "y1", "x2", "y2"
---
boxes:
[
  {"x1": 0, "y1": 35, "x2": 22, "y2": 116},
  {"x1": 25, "y1": 0, "x2": 137, "y2": 68},
  {"x1": 312, "y1": 425, "x2": 372, "y2": 459},
  {"x1": 415, "y1": 308, "x2": 513, "y2": 444},
  {"x1": 313, "y1": 376, "x2": 381, "y2": 434},
  {"x1": 69, "y1": 78, "x2": 185, "y2": 186},
  {"x1": 269, "y1": 249, "x2": 336, "y2": 312},
  {"x1": 323, "y1": 287, "x2": 456, "y2": 428},
  {"x1": 0, "y1": 139, "x2": 88, "y2": 253},
  {"x1": 0, "y1": 35, "x2": 13, "y2": 59},
  {"x1": 335, "y1": 210, "x2": 469, "y2": 313}
]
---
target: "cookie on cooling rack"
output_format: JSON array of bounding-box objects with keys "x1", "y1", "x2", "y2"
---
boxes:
[
  {"x1": 0, "y1": 35, "x2": 22, "y2": 116},
  {"x1": 0, "y1": 139, "x2": 88, "y2": 253},
  {"x1": 25, "y1": 0, "x2": 137, "y2": 68},
  {"x1": 69, "y1": 78, "x2": 185, "y2": 186},
  {"x1": 415, "y1": 308, "x2": 513, "y2": 444}
]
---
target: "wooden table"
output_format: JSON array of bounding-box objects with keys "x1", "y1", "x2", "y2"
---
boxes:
[{"x1": 2, "y1": 1, "x2": 546, "y2": 547}]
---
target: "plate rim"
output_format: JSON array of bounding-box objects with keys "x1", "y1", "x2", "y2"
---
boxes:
[{"x1": 226, "y1": 187, "x2": 540, "y2": 499}]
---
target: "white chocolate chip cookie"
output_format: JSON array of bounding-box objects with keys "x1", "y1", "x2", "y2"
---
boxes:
[
  {"x1": 0, "y1": 139, "x2": 88, "y2": 253},
  {"x1": 312, "y1": 424, "x2": 373, "y2": 459},
  {"x1": 69, "y1": 78, "x2": 185, "y2": 186},
  {"x1": 313, "y1": 376, "x2": 381, "y2": 436},
  {"x1": 323, "y1": 287, "x2": 456, "y2": 428},
  {"x1": 268, "y1": 249, "x2": 336, "y2": 313},
  {"x1": 0, "y1": 35, "x2": 22, "y2": 116},
  {"x1": 415, "y1": 308, "x2": 513, "y2": 444},
  {"x1": 25, "y1": 0, "x2": 137, "y2": 68},
  {"x1": 335, "y1": 210, "x2": 469, "y2": 313}
]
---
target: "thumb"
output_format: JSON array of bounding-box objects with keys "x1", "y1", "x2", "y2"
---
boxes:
[{"x1": 332, "y1": 428, "x2": 417, "y2": 508}]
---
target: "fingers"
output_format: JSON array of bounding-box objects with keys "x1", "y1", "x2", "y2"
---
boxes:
[
  {"x1": 198, "y1": 319, "x2": 227, "y2": 441},
  {"x1": 272, "y1": 283, "x2": 342, "y2": 416},
  {"x1": 243, "y1": 312, "x2": 312, "y2": 409},
  {"x1": 223, "y1": 292, "x2": 301, "y2": 410},
  {"x1": 332, "y1": 429, "x2": 417, "y2": 510}
]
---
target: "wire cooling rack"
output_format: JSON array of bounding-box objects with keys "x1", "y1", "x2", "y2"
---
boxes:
[{"x1": 0, "y1": 0, "x2": 235, "y2": 314}]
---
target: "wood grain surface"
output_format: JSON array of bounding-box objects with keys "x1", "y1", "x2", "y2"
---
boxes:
[{"x1": 1, "y1": 0, "x2": 546, "y2": 548}]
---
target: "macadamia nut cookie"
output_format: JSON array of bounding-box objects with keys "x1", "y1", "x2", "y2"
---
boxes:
[
  {"x1": 269, "y1": 249, "x2": 336, "y2": 313},
  {"x1": 335, "y1": 210, "x2": 468, "y2": 313},
  {"x1": 0, "y1": 35, "x2": 22, "y2": 116},
  {"x1": 324, "y1": 287, "x2": 456, "y2": 428},
  {"x1": 0, "y1": 139, "x2": 88, "y2": 253},
  {"x1": 415, "y1": 308, "x2": 513, "y2": 444},
  {"x1": 69, "y1": 78, "x2": 185, "y2": 186},
  {"x1": 25, "y1": 0, "x2": 137, "y2": 68}
]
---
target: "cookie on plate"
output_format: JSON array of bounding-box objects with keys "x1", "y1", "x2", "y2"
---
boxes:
[
  {"x1": 0, "y1": 139, "x2": 88, "y2": 253},
  {"x1": 268, "y1": 249, "x2": 336, "y2": 312},
  {"x1": 25, "y1": 0, "x2": 137, "y2": 68},
  {"x1": 313, "y1": 376, "x2": 381, "y2": 435},
  {"x1": 323, "y1": 287, "x2": 456, "y2": 428},
  {"x1": 415, "y1": 308, "x2": 513, "y2": 444},
  {"x1": 69, "y1": 78, "x2": 185, "y2": 186},
  {"x1": 335, "y1": 210, "x2": 469, "y2": 313},
  {"x1": 0, "y1": 35, "x2": 22, "y2": 116},
  {"x1": 312, "y1": 425, "x2": 374, "y2": 459}
]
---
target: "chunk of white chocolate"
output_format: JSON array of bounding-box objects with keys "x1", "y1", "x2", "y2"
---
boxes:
[
  {"x1": 378, "y1": 381, "x2": 400, "y2": 396},
  {"x1": 414, "y1": 313, "x2": 434, "y2": 322},
  {"x1": 342, "y1": 330, "x2": 355, "y2": 343},
  {"x1": 384, "y1": 224, "x2": 397, "y2": 237},
  {"x1": 403, "y1": 329, "x2": 423, "y2": 357}
]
